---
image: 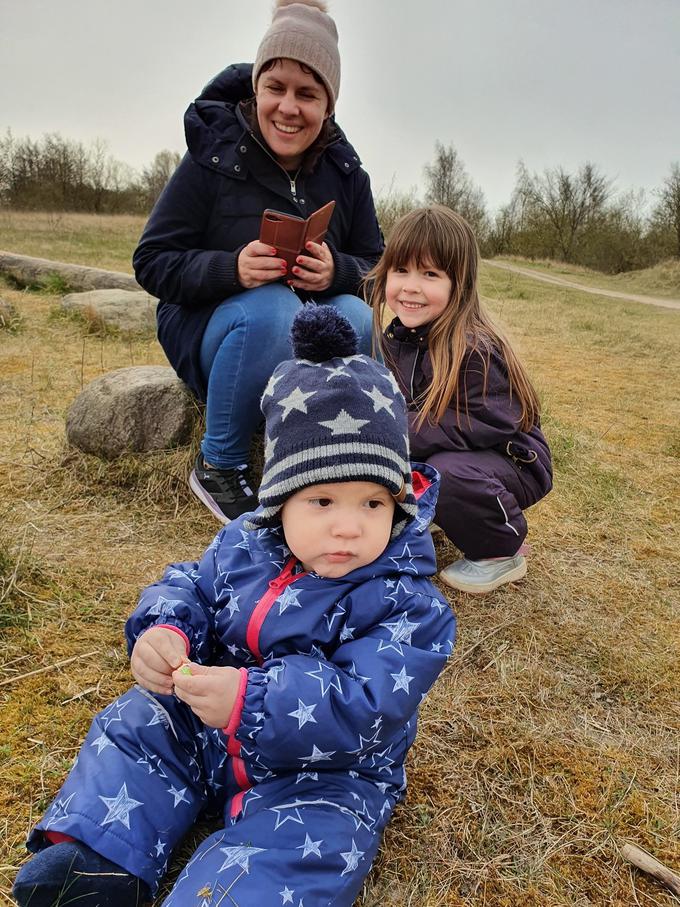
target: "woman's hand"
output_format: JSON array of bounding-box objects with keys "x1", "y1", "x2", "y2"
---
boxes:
[
  {"x1": 238, "y1": 241, "x2": 288, "y2": 289},
  {"x1": 172, "y1": 663, "x2": 242, "y2": 728},
  {"x1": 130, "y1": 627, "x2": 187, "y2": 695},
  {"x1": 287, "y1": 241, "x2": 335, "y2": 292}
]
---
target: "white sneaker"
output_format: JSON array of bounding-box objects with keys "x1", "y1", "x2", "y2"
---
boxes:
[{"x1": 439, "y1": 554, "x2": 526, "y2": 594}]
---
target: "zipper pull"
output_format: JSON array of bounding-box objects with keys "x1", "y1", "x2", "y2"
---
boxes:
[{"x1": 290, "y1": 178, "x2": 297, "y2": 196}]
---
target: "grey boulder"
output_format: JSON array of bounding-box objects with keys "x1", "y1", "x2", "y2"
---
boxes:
[
  {"x1": 61, "y1": 289, "x2": 157, "y2": 333},
  {"x1": 66, "y1": 366, "x2": 199, "y2": 459}
]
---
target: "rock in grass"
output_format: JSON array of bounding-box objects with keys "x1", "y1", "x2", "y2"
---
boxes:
[
  {"x1": 66, "y1": 366, "x2": 199, "y2": 459},
  {"x1": 61, "y1": 289, "x2": 157, "y2": 334}
]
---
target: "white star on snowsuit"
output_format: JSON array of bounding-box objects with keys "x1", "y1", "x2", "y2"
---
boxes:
[
  {"x1": 299, "y1": 744, "x2": 335, "y2": 764},
  {"x1": 297, "y1": 833, "x2": 323, "y2": 858},
  {"x1": 340, "y1": 839, "x2": 365, "y2": 875},
  {"x1": 288, "y1": 699, "x2": 318, "y2": 729},
  {"x1": 167, "y1": 785, "x2": 191, "y2": 808},
  {"x1": 99, "y1": 783, "x2": 143, "y2": 829},
  {"x1": 391, "y1": 666, "x2": 414, "y2": 693},
  {"x1": 44, "y1": 793, "x2": 76, "y2": 829},
  {"x1": 305, "y1": 661, "x2": 343, "y2": 697},
  {"x1": 277, "y1": 586, "x2": 303, "y2": 615},
  {"x1": 218, "y1": 845, "x2": 266, "y2": 872},
  {"x1": 90, "y1": 732, "x2": 114, "y2": 755}
]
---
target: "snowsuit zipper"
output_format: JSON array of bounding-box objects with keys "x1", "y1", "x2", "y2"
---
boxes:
[
  {"x1": 245, "y1": 556, "x2": 307, "y2": 663},
  {"x1": 228, "y1": 556, "x2": 308, "y2": 817}
]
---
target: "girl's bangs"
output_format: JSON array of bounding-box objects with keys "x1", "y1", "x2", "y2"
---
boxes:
[{"x1": 384, "y1": 216, "x2": 451, "y2": 272}]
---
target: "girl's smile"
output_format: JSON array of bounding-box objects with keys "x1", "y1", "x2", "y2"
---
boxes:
[{"x1": 385, "y1": 262, "x2": 452, "y2": 329}]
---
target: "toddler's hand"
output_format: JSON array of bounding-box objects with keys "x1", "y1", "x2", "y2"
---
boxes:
[
  {"x1": 130, "y1": 627, "x2": 187, "y2": 695},
  {"x1": 172, "y1": 664, "x2": 242, "y2": 728}
]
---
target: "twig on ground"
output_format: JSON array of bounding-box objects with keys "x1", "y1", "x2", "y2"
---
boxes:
[
  {"x1": 0, "y1": 651, "x2": 98, "y2": 687},
  {"x1": 619, "y1": 841, "x2": 680, "y2": 896}
]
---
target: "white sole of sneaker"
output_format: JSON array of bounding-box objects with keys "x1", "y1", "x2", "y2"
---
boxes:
[
  {"x1": 439, "y1": 559, "x2": 527, "y2": 594},
  {"x1": 189, "y1": 471, "x2": 231, "y2": 525}
]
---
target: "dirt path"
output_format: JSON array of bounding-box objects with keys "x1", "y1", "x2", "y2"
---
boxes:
[{"x1": 484, "y1": 259, "x2": 680, "y2": 311}]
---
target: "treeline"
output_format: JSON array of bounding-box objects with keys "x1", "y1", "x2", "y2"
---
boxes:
[
  {"x1": 377, "y1": 142, "x2": 680, "y2": 273},
  {"x1": 0, "y1": 130, "x2": 180, "y2": 214},
  {"x1": 2, "y1": 129, "x2": 679, "y2": 273}
]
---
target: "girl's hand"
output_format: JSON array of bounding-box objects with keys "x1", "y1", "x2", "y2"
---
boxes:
[
  {"x1": 130, "y1": 627, "x2": 187, "y2": 695},
  {"x1": 172, "y1": 664, "x2": 242, "y2": 728},
  {"x1": 287, "y1": 241, "x2": 335, "y2": 292},
  {"x1": 238, "y1": 241, "x2": 288, "y2": 288}
]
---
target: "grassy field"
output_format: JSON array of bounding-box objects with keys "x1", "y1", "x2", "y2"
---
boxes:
[
  {"x1": 491, "y1": 255, "x2": 680, "y2": 300},
  {"x1": 1, "y1": 213, "x2": 679, "y2": 906}
]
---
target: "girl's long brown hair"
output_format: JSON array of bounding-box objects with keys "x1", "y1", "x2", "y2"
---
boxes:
[{"x1": 368, "y1": 206, "x2": 540, "y2": 432}]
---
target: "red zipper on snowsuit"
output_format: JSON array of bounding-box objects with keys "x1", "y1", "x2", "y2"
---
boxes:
[
  {"x1": 246, "y1": 555, "x2": 306, "y2": 665},
  {"x1": 229, "y1": 555, "x2": 307, "y2": 816}
]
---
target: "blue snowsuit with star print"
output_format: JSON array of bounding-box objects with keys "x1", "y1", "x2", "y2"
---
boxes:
[{"x1": 28, "y1": 463, "x2": 455, "y2": 906}]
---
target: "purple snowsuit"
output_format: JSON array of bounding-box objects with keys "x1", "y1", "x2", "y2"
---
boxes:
[{"x1": 383, "y1": 319, "x2": 552, "y2": 559}]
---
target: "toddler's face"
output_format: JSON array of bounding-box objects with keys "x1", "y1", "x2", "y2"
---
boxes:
[
  {"x1": 280, "y1": 481, "x2": 395, "y2": 578},
  {"x1": 385, "y1": 259, "x2": 452, "y2": 329}
]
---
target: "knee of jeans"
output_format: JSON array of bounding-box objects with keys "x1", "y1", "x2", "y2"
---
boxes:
[{"x1": 235, "y1": 286, "x2": 301, "y2": 339}]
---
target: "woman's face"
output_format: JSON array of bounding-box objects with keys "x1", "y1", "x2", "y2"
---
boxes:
[{"x1": 255, "y1": 58, "x2": 329, "y2": 170}]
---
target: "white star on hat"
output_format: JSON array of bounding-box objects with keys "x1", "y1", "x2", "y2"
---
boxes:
[
  {"x1": 318, "y1": 409, "x2": 369, "y2": 435},
  {"x1": 362, "y1": 385, "x2": 395, "y2": 415},
  {"x1": 277, "y1": 387, "x2": 316, "y2": 420}
]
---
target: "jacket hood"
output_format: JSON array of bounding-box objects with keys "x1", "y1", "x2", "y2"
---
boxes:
[
  {"x1": 183, "y1": 63, "x2": 362, "y2": 177},
  {"x1": 242, "y1": 460, "x2": 442, "y2": 584}
]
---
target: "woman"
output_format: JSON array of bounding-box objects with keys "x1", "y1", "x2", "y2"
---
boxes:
[{"x1": 133, "y1": 0, "x2": 383, "y2": 522}]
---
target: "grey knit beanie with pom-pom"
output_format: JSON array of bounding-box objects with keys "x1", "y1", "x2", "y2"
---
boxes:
[
  {"x1": 252, "y1": 0, "x2": 340, "y2": 112},
  {"x1": 244, "y1": 305, "x2": 417, "y2": 533}
]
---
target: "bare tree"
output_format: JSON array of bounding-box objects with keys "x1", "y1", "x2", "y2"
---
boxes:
[
  {"x1": 652, "y1": 162, "x2": 680, "y2": 258},
  {"x1": 141, "y1": 150, "x2": 182, "y2": 208},
  {"x1": 374, "y1": 178, "x2": 420, "y2": 239},
  {"x1": 423, "y1": 142, "x2": 488, "y2": 238},
  {"x1": 515, "y1": 161, "x2": 611, "y2": 261}
]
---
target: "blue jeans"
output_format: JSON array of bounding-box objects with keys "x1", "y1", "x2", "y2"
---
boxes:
[{"x1": 199, "y1": 284, "x2": 373, "y2": 468}]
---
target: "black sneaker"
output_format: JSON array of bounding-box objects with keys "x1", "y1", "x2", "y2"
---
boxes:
[{"x1": 189, "y1": 454, "x2": 257, "y2": 523}]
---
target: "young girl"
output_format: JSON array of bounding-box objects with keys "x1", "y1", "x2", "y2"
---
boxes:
[{"x1": 369, "y1": 206, "x2": 552, "y2": 594}]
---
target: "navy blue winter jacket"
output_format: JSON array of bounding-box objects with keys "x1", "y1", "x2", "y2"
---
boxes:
[
  {"x1": 133, "y1": 63, "x2": 384, "y2": 399},
  {"x1": 125, "y1": 463, "x2": 455, "y2": 795}
]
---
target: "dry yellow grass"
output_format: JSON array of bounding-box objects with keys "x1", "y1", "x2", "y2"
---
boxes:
[{"x1": 0, "y1": 216, "x2": 679, "y2": 905}]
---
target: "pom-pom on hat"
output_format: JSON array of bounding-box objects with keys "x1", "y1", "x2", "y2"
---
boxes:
[
  {"x1": 252, "y1": 0, "x2": 340, "y2": 112},
  {"x1": 244, "y1": 305, "x2": 418, "y2": 534}
]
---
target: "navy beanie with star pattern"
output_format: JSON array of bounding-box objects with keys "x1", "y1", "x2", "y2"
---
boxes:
[{"x1": 244, "y1": 305, "x2": 418, "y2": 534}]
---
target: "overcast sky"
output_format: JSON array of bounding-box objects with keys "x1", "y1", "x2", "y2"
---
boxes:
[{"x1": 2, "y1": 0, "x2": 679, "y2": 212}]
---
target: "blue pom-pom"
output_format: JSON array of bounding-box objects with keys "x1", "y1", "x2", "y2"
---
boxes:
[{"x1": 290, "y1": 304, "x2": 359, "y2": 362}]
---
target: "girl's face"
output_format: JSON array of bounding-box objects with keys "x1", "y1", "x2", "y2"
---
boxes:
[
  {"x1": 385, "y1": 261, "x2": 453, "y2": 330},
  {"x1": 255, "y1": 58, "x2": 329, "y2": 170}
]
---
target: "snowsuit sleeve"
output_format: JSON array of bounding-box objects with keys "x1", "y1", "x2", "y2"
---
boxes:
[
  {"x1": 409, "y1": 349, "x2": 524, "y2": 460},
  {"x1": 132, "y1": 155, "x2": 243, "y2": 307},
  {"x1": 124, "y1": 531, "x2": 227, "y2": 664},
  {"x1": 231, "y1": 581, "x2": 455, "y2": 775}
]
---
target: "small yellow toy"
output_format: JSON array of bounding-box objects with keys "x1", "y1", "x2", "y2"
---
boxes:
[{"x1": 179, "y1": 664, "x2": 192, "y2": 675}]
